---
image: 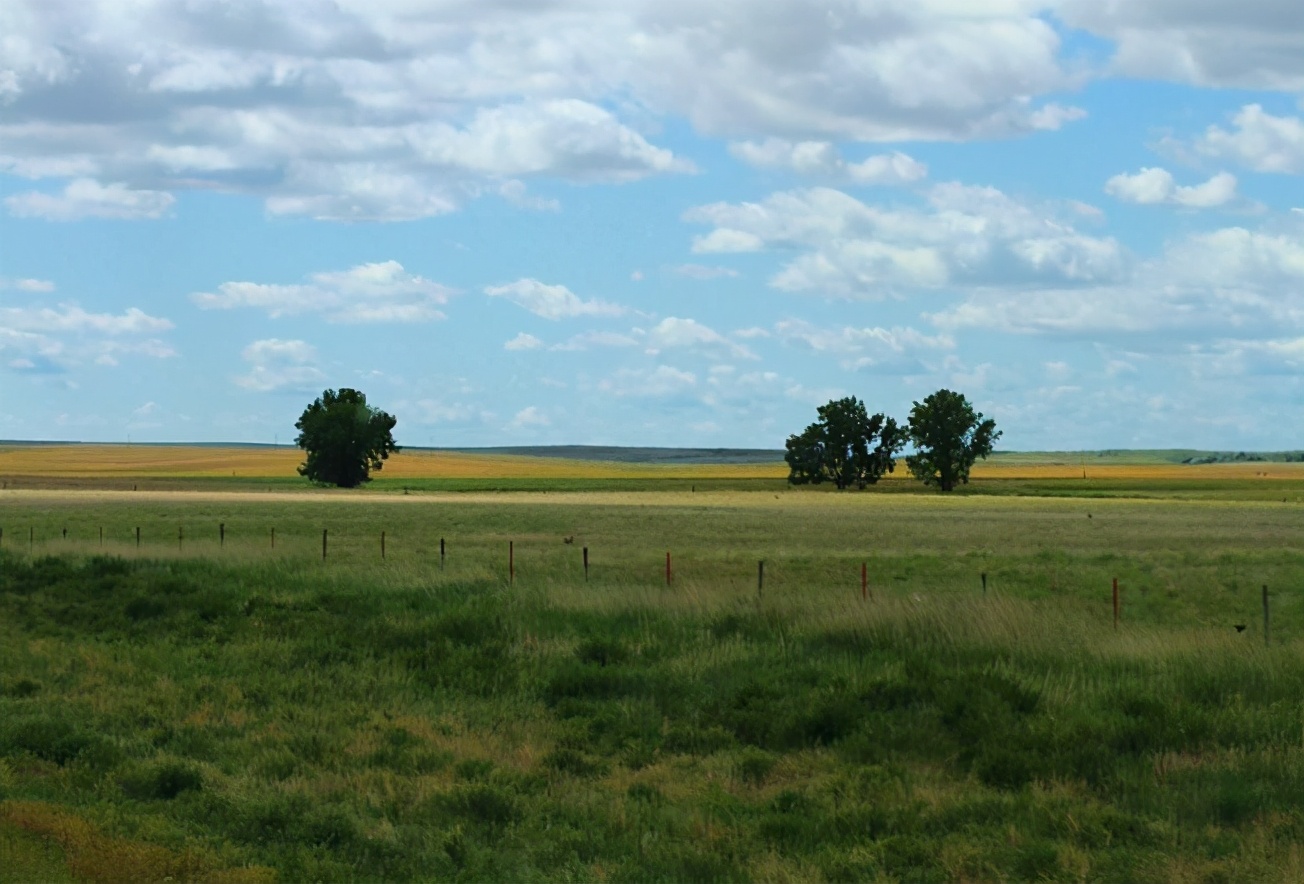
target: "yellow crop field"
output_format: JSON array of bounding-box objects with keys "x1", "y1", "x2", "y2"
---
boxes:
[
  {"x1": 3, "y1": 444, "x2": 1301, "y2": 483},
  {"x1": 0, "y1": 445, "x2": 786, "y2": 480}
]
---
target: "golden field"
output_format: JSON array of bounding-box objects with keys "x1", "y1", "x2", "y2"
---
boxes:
[
  {"x1": 0, "y1": 445, "x2": 784, "y2": 480},
  {"x1": 1, "y1": 443, "x2": 1302, "y2": 482}
]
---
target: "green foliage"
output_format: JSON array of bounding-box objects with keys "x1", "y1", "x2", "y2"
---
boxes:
[
  {"x1": 785, "y1": 396, "x2": 906, "y2": 489},
  {"x1": 2, "y1": 487, "x2": 1304, "y2": 881},
  {"x1": 906, "y1": 388, "x2": 1001, "y2": 491},
  {"x1": 294, "y1": 387, "x2": 399, "y2": 488}
]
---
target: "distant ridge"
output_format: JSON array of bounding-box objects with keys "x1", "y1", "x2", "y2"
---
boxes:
[{"x1": 433, "y1": 446, "x2": 786, "y2": 464}]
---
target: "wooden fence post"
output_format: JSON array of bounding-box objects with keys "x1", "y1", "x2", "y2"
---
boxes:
[
  {"x1": 981, "y1": 572, "x2": 987, "y2": 596},
  {"x1": 179, "y1": 526, "x2": 183, "y2": 551},
  {"x1": 1112, "y1": 578, "x2": 1119, "y2": 630},
  {"x1": 271, "y1": 527, "x2": 275, "y2": 549},
  {"x1": 1263, "y1": 585, "x2": 1270, "y2": 647},
  {"x1": 135, "y1": 527, "x2": 140, "y2": 548},
  {"x1": 322, "y1": 529, "x2": 328, "y2": 560},
  {"x1": 220, "y1": 523, "x2": 225, "y2": 548},
  {"x1": 509, "y1": 541, "x2": 514, "y2": 585},
  {"x1": 99, "y1": 526, "x2": 103, "y2": 546},
  {"x1": 758, "y1": 560, "x2": 765, "y2": 599},
  {"x1": 861, "y1": 562, "x2": 868, "y2": 600},
  {"x1": 583, "y1": 546, "x2": 589, "y2": 581},
  {"x1": 440, "y1": 537, "x2": 445, "y2": 570},
  {"x1": 381, "y1": 531, "x2": 386, "y2": 559},
  {"x1": 666, "y1": 551, "x2": 672, "y2": 586}
]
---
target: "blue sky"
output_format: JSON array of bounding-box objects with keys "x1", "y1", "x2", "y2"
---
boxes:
[{"x1": 1, "y1": 1, "x2": 1302, "y2": 450}]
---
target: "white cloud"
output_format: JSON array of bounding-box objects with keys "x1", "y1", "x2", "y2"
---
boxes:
[
  {"x1": 1105, "y1": 167, "x2": 1238, "y2": 208},
  {"x1": 775, "y1": 318, "x2": 953, "y2": 372},
  {"x1": 0, "y1": 277, "x2": 55, "y2": 293},
  {"x1": 690, "y1": 229, "x2": 765, "y2": 254},
  {"x1": 504, "y1": 332, "x2": 544, "y2": 351},
  {"x1": 0, "y1": 0, "x2": 1085, "y2": 224},
  {"x1": 0, "y1": 302, "x2": 174, "y2": 372},
  {"x1": 598, "y1": 365, "x2": 697, "y2": 398},
  {"x1": 192, "y1": 260, "x2": 451, "y2": 323},
  {"x1": 927, "y1": 221, "x2": 1304, "y2": 338},
  {"x1": 729, "y1": 140, "x2": 928, "y2": 185},
  {"x1": 233, "y1": 338, "x2": 325, "y2": 393},
  {"x1": 642, "y1": 317, "x2": 757, "y2": 360},
  {"x1": 1061, "y1": 3, "x2": 1304, "y2": 92},
  {"x1": 5, "y1": 179, "x2": 174, "y2": 221},
  {"x1": 509, "y1": 406, "x2": 550, "y2": 429},
  {"x1": 551, "y1": 331, "x2": 639, "y2": 351},
  {"x1": 686, "y1": 184, "x2": 1128, "y2": 298},
  {"x1": 484, "y1": 278, "x2": 625, "y2": 320},
  {"x1": 1189, "y1": 105, "x2": 1304, "y2": 174},
  {"x1": 670, "y1": 263, "x2": 740, "y2": 280}
]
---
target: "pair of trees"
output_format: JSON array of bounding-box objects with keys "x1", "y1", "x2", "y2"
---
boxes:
[{"x1": 785, "y1": 389, "x2": 1000, "y2": 492}]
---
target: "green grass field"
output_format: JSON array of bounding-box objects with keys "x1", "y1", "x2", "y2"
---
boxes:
[{"x1": 3, "y1": 477, "x2": 1304, "y2": 881}]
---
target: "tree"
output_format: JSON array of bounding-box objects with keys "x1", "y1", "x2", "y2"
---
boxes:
[
  {"x1": 905, "y1": 389, "x2": 1000, "y2": 492},
  {"x1": 785, "y1": 396, "x2": 906, "y2": 490},
  {"x1": 295, "y1": 388, "x2": 399, "y2": 488}
]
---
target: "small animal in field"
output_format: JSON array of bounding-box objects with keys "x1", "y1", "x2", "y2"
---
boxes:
[
  {"x1": 1235, "y1": 624, "x2": 1247, "y2": 633},
  {"x1": 563, "y1": 535, "x2": 574, "y2": 544}
]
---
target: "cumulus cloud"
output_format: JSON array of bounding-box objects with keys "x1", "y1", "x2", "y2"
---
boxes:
[
  {"x1": 0, "y1": 277, "x2": 55, "y2": 292},
  {"x1": 1188, "y1": 105, "x2": 1304, "y2": 174},
  {"x1": 508, "y1": 406, "x2": 550, "y2": 429},
  {"x1": 0, "y1": 302, "x2": 175, "y2": 372},
  {"x1": 642, "y1": 317, "x2": 757, "y2": 360},
  {"x1": 0, "y1": 0, "x2": 1089, "y2": 223},
  {"x1": 484, "y1": 278, "x2": 625, "y2": 320},
  {"x1": 504, "y1": 332, "x2": 543, "y2": 351},
  {"x1": 551, "y1": 331, "x2": 640, "y2": 352},
  {"x1": 598, "y1": 365, "x2": 697, "y2": 398},
  {"x1": 669, "y1": 263, "x2": 740, "y2": 280},
  {"x1": 775, "y1": 319, "x2": 954, "y2": 372},
  {"x1": 927, "y1": 221, "x2": 1304, "y2": 337},
  {"x1": 729, "y1": 140, "x2": 928, "y2": 185},
  {"x1": 5, "y1": 179, "x2": 175, "y2": 220},
  {"x1": 685, "y1": 183, "x2": 1128, "y2": 298},
  {"x1": 192, "y1": 260, "x2": 452, "y2": 323},
  {"x1": 1061, "y1": 2, "x2": 1304, "y2": 92},
  {"x1": 1105, "y1": 167, "x2": 1238, "y2": 208},
  {"x1": 233, "y1": 338, "x2": 326, "y2": 393}
]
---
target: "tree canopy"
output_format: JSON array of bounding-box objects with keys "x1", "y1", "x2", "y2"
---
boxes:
[
  {"x1": 905, "y1": 389, "x2": 1000, "y2": 492},
  {"x1": 294, "y1": 388, "x2": 399, "y2": 488},
  {"x1": 785, "y1": 396, "x2": 906, "y2": 490}
]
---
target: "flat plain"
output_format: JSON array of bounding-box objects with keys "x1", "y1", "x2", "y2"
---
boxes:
[{"x1": 3, "y1": 445, "x2": 1304, "y2": 881}]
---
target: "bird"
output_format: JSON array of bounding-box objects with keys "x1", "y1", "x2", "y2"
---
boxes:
[
  {"x1": 1234, "y1": 624, "x2": 1247, "y2": 633},
  {"x1": 1087, "y1": 513, "x2": 1092, "y2": 519},
  {"x1": 563, "y1": 536, "x2": 574, "y2": 544}
]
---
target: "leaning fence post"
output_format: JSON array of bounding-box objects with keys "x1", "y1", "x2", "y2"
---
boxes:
[
  {"x1": 1263, "y1": 585, "x2": 1270, "y2": 647},
  {"x1": 583, "y1": 546, "x2": 589, "y2": 581}
]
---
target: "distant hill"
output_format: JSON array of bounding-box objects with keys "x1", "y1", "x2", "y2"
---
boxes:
[{"x1": 429, "y1": 446, "x2": 786, "y2": 464}]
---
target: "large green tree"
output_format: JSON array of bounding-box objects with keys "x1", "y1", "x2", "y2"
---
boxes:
[
  {"x1": 785, "y1": 396, "x2": 906, "y2": 490},
  {"x1": 295, "y1": 388, "x2": 399, "y2": 488},
  {"x1": 905, "y1": 389, "x2": 1000, "y2": 492}
]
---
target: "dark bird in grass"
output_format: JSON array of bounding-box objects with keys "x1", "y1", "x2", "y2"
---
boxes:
[
  {"x1": 563, "y1": 536, "x2": 574, "y2": 544},
  {"x1": 1235, "y1": 624, "x2": 1247, "y2": 633},
  {"x1": 1087, "y1": 513, "x2": 1092, "y2": 519}
]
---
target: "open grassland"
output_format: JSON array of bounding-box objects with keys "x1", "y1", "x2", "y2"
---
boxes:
[
  {"x1": 6, "y1": 443, "x2": 1304, "y2": 484},
  {"x1": 3, "y1": 487, "x2": 1304, "y2": 881}
]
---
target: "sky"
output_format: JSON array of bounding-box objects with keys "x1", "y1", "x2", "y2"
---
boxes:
[{"x1": 1, "y1": 1, "x2": 1302, "y2": 451}]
